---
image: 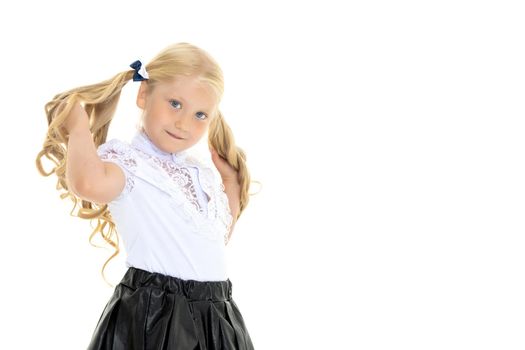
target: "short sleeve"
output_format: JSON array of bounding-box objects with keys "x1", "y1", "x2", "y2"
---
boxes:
[{"x1": 96, "y1": 139, "x2": 138, "y2": 201}]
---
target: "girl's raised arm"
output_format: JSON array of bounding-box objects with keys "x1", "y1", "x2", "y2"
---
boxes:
[{"x1": 65, "y1": 102, "x2": 126, "y2": 204}]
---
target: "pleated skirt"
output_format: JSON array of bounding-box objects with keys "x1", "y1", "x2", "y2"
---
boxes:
[{"x1": 87, "y1": 266, "x2": 255, "y2": 350}]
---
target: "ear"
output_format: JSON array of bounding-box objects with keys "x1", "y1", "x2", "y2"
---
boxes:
[{"x1": 136, "y1": 81, "x2": 148, "y2": 109}]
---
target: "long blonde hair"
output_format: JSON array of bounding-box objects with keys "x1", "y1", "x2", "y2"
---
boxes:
[{"x1": 35, "y1": 42, "x2": 256, "y2": 286}]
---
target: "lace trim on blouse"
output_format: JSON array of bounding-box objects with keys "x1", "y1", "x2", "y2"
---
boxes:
[
  {"x1": 97, "y1": 142, "x2": 137, "y2": 200},
  {"x1": 97, "y1": 139, "x2": 233, "y2": 244}
]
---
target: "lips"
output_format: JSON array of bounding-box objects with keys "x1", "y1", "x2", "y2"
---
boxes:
[{"x1": 166, "y1": 130, "x2": 184, "y2": 140}]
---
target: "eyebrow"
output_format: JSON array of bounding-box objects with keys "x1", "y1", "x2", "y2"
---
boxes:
[{"x1": 170, "y1": 94, "x2": 213, "y2": 115}]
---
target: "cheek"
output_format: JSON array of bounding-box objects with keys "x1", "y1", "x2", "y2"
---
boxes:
[
  {"x1": 150, "y1": 105, "x2": 171, "y2": 121},
  {"x1": 186, "y1": 122, "x2": 204, "y2": 138},
  {"x1": 194, "y1": 120, "x2": 209, "y2": 131}
]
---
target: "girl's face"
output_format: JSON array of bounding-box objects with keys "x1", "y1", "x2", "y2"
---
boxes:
[{"x1": 137, "y1": 75, "x2": 217, "y2": 154}]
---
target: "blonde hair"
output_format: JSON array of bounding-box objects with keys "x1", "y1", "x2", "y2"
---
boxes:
[{"x1": 35, "y1": 42, "x2": 257, "y2": 286}]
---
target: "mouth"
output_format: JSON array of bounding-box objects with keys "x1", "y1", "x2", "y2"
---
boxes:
[{"x1": 166, "y1": 130, "x2": 185, "y2": 140}]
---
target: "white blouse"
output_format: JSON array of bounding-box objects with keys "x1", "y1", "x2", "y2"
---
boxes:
[{"x1": 96, "y1": 129, "x2": 233, "y2": 281}]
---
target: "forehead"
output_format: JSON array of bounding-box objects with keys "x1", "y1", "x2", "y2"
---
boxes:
[{"x1": 156, "y1": 76, "x2": 216, "y2": 105}]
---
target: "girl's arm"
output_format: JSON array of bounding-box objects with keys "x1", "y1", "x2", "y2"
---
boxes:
[{"x1": 65, "y1": 102, "x2": 126, "y2": 204}]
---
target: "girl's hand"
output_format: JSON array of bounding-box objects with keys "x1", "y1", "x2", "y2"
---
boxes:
[
  {"x1": 60, "y1": 100, "x2": 90, "y2": 135},
  {"x1": 209, "y1": 147, "x2": 239, "y2": 185}
]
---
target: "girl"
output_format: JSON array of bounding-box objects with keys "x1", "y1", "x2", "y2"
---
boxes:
[{"x1": 36, "y1": 42, "x2": 256, "y2": 349}]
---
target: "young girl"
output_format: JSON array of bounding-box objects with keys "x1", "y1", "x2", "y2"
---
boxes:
[{"x1": 36, "y1": 42, "x2": 256, "y2": 349}]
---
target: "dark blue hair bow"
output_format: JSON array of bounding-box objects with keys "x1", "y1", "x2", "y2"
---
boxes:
[{"x1": 130, "y1": 60, "x2": 149, "y2": 81}]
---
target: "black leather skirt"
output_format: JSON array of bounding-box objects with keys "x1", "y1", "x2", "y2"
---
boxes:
[{"x1": 87, "y1": 266, "x2": 255, "y2": 350}]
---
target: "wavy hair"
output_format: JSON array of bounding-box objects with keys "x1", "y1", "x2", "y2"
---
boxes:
[{"x1": 35, "y1": 42, "x2": 258, "y2": 287}]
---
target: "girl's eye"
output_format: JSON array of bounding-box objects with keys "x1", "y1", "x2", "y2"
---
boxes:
[
  {"x1": 195, "y1": 112, "x2": 208, "y2": 120},
  {"x1": 169, "y1": 99, "x2": 182, "y2": 109},
  {"x1": 169, "y1": 99, "x2": 208, "y2": 120}
]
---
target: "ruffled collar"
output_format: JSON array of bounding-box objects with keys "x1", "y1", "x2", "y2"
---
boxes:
[{"x1": 131, "y1": 129, "x2": 190, "y2": 163}]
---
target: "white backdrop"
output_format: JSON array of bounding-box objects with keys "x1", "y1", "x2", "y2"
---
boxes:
[{"x1": 1, "y1": 0, "x2": 524, "y2": 349}]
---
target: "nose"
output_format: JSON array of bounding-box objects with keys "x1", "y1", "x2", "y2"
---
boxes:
[{"x1": 173, "y1": 110, "x2": 191, "y2": 133}]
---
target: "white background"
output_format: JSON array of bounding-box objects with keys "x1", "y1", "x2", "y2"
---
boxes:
[{"x1": 1, "y1": 0, "x2": 524, "y2": 349}]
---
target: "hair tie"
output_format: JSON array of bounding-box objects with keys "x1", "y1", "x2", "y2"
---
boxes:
[{"x1": 130, "y1": 60, "x2": 149, "y2": 81}]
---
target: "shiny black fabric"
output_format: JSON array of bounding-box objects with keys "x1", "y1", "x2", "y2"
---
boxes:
[{"x1": 87, "y1": 267, "x2": 254, "y2": 350}]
